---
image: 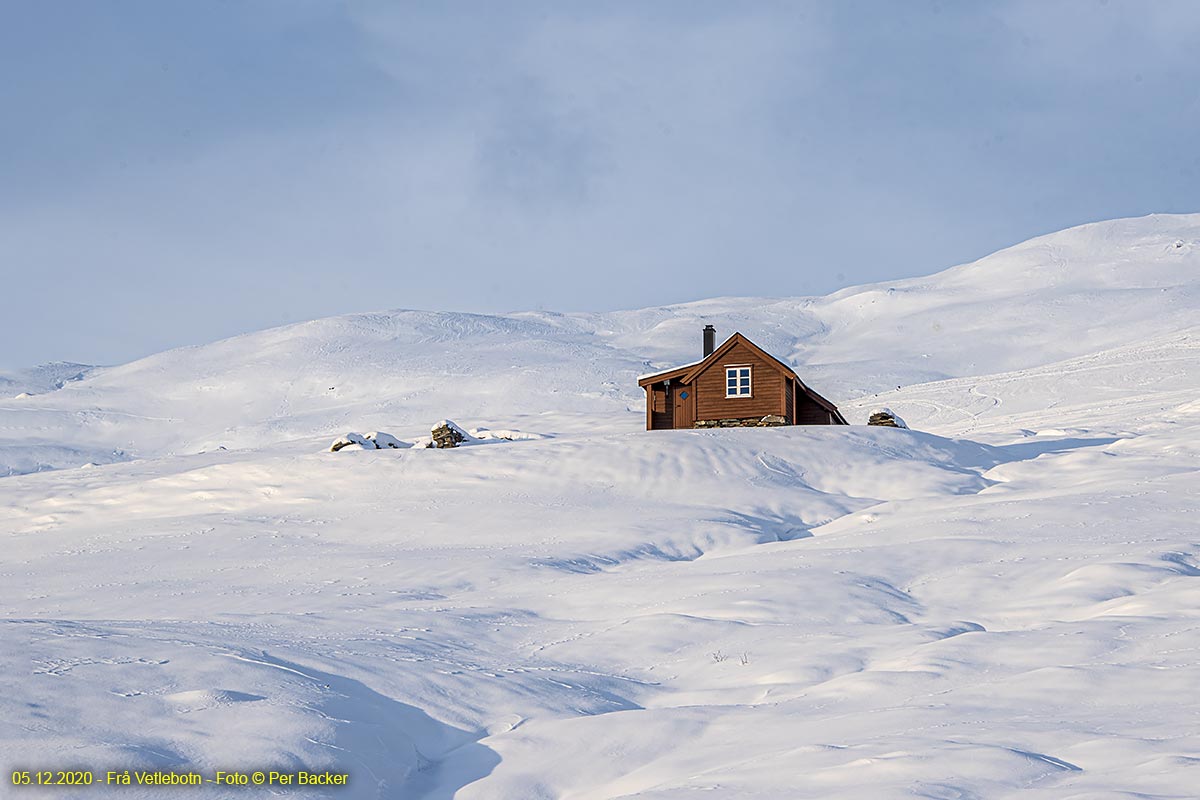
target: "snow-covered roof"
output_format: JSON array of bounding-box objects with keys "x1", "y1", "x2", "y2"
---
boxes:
[{"x1": 636, "y1": 358, "x2": 704, "y2": 382}]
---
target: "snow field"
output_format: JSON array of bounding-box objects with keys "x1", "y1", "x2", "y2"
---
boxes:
[
  {"x1": 2, "y1": 212, "x2": 1200, "y2": 797},
  {"x1": 4, "y1": 411, "x2": 1199, "y2": 797}
]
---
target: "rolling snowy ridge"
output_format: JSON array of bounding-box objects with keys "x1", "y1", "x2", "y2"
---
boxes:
[{"x1": 3, "y1": 213, "x2": 1198, "y2": 475}]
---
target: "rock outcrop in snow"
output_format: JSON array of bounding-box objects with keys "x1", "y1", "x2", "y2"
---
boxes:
[
  {"x1": 365, "y1": 431, "x2": 407, "y2": 449},
  {"x1": 330, "y1": 431, "x2": 412, "y2": 452},
  {"x1": 868, "y1": 408, "x2": 908, "y2": 428},
  {"x1": 431, "y1": 420, "x2": 470, "y2": 449},
  {"x1": 330, "y1": 433, "x2": 375, "y2": 452},
  {"x1": 330, "y1": 423, "x2": 547, "y2": 453}
]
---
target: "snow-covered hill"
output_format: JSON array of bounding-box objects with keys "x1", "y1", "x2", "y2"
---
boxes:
[
  {"x1": 0, "y1": 361, "x2": 91, "y2": 396},
  {"x1": 3, "y1": 213, "x2": 1198, "y2": 477},
  {"x1": 845, "y1": 324, "x2": 1200, "y2": 439},
  {"x1": 2, "y1": 213, "x2": 1200, "y2": 798}
]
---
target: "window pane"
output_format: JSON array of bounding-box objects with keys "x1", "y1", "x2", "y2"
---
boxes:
[{"x1": 727, "y1": 367, "x2": 751, "y2": 395}]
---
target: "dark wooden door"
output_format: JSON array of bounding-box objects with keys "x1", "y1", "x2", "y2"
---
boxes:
[{"x1": 673, "y1": 385, "x2": 695, "y2": 429}]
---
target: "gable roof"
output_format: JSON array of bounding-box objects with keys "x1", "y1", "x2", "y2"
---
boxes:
[
  {"x1": 638, "y1": 332, "x2": 794, "y2": 387},
  {"x1": 681, "y1": 333, "x2": 795, "y2": 384}
]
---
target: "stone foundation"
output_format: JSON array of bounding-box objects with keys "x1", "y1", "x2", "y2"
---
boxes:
[{"x1": 694, "y1": 415, "x2": 788, "y2": 429}]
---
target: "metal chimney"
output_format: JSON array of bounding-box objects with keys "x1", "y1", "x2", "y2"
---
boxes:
[{"x1": 703, "y1": 324, "x2": 716, "y2": 357}]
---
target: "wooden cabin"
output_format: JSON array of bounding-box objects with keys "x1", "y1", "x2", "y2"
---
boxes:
[{"x1": 638, "y1": 327, "x2": 848, "y2": 431}]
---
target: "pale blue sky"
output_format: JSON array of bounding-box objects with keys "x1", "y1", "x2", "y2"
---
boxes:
[{"x1": 2, "y1": 1, "x2": 1199, "y2": 368}]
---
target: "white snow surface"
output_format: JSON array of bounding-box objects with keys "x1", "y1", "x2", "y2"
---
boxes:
[{"x1": 2, "y1": 212, "x2": 1200, "y2": 798}]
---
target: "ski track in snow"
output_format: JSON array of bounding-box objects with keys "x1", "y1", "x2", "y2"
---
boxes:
[{"x1": 2, "y1": 213, "x2": 1200, "y2": 798}]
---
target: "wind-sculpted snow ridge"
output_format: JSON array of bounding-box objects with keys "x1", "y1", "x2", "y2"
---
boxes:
[
  {"x1": 3, "y1": 411, "x2": 1199, "y2": 797},
  {"x1": 0, "y1": 426, "x2": 1053, "y2": 796}
]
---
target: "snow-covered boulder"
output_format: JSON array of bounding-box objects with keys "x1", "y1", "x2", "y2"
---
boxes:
[
  {"x1": 431, "y1": 420, "x2": 471, "y2": 449},
  {"x1": 868, "y1": 408, "x2": 908, "y2": 428},
  {"x1": 330, "y1": 432, "x2": 377, "y2": 452},
  {"x1": 331, "y1": 431, "x2": 413, "y2": 452},
  {"x1": 365, "y1": 431, "x2": 410, "y2": 449},
  {"x1": 332, "y1": 423, "x2": 543, "y2": 453}
]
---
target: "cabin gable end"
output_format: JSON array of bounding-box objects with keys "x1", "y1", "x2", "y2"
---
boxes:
[{"x1": 639, "y1": 329, "x2": 846, "y2": 430}]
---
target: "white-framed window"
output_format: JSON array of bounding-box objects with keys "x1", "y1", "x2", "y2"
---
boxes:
[{"x1": 726, "y1": 366, "x2": 751, "y2": 397}]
